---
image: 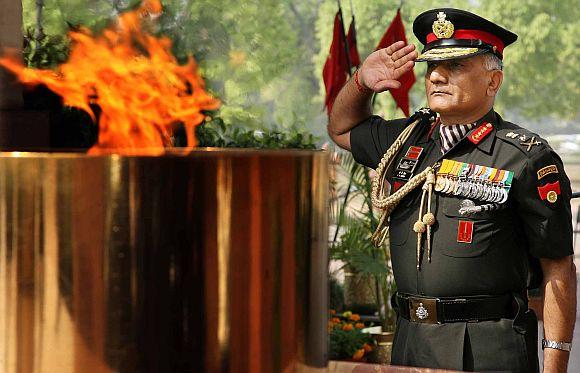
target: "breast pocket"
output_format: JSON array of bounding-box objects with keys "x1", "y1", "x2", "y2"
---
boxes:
[{"x1": 437, "y1": 197, "x2": 499, "y2": 258}]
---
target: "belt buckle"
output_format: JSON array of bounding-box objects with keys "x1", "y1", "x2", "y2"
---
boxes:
[{"x1": 409, "y1": 297, "x2": 438, "y2": 324}]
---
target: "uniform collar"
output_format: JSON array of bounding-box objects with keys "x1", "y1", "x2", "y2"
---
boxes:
[{"x1": 425, "y1": 108, "x2": 498, "y2": 154}]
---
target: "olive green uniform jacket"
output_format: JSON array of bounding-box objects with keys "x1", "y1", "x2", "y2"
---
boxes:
[{"x1": 350, "y1": 109, "x2": 573, "y2": 372}]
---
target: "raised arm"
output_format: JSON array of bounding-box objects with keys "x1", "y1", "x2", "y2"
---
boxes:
[{"x1": 327, "y1": 41, "x2": 418, "y2": 151}]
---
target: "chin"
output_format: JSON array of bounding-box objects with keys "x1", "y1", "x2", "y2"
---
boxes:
[{"x1": 427, "y1": 98, "x2": 455, "y2": 114}]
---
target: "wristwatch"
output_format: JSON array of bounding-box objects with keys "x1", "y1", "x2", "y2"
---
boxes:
[{"x1": 542, "y1": 339, "x2": 572, "y2": 352}]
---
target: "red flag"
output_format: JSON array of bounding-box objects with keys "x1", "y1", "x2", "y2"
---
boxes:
[
  {"x1": 323, "y1": 11, "x2": 350, "y2": 116},
  {"x1": 375, "y1": 9, "x2": 416, "y2": 117},
  {"x1": 347, "y1": 16, "x2": 361, "y2": 68}
]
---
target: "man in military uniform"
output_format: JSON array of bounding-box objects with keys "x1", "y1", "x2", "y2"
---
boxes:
[{"x1": 328, "y1": 8, "x2": 576, "y2": 372}]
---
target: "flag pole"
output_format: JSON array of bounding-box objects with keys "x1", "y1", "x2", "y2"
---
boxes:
[
  {"x1": 337, "y1": 0, "x2": 353, "y2": 76},
  {"x1": 331, "y1": 0, "x2": 355, "y2": 245}
]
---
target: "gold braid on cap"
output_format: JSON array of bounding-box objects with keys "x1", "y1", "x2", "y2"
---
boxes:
[{"x1": 370, "y1": 109, "x2": 437, "y2": 270}]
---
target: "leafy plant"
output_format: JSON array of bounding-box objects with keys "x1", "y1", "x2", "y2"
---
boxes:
[
  {"x1": 23, "y1": 27, "x2": 70, "y2": 69},
  {"x1": 195, "y1": 116, "x2": 318, "y2": 149}
]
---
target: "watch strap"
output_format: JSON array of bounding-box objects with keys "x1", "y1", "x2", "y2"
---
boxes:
[{"x1": 542, "y1": 339, "x2": 572, "y2": 352}]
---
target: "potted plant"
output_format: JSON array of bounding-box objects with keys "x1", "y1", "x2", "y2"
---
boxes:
[{"x1": 329, "y1": 151, "x2": 397, "y2": 363}]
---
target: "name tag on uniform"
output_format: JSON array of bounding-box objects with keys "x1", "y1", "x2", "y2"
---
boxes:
[
  {"x1": 397, "y1": 158, "x2": 418, "y2": 172},
  {"x1": 392, "y1": 146, "x2": 424, "y2": 192},
  {"x1": 394, "y1": 169, "x2": 413, "y2": 180},
  {"x1": 457, "y1": 220, "x2": 474, "y2": 243}
]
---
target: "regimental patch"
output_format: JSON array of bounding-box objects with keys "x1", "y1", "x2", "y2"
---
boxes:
[
  {"x1": 393, "y1": 180, "x2": 405, "y2": 193},
  {"x1": 405, "y1": 146, "x2": 424, "y2": 160},
  {"x1": 457, "y1": 220, "x2": 474, "y2": 243},
  {"x1": 468, "y1": 122, "x2": 493, "y2": 144},
  {"x1": 537, "y1": 165, "x2": 558, "y2": 180},
  {"x1": 538, "y1": 181, "x2": 561, "y2": 203}
]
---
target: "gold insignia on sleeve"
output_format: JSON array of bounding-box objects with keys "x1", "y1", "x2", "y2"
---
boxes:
[
  {"x1": 537, "y1": 165, "x2": 558, "y2": 180},
  {"x1": 547, "y1": 191, "x2": 558, "y2": 203},
  {"x1": 432, "y1": 11, "x2": 455, "y2": 39}
]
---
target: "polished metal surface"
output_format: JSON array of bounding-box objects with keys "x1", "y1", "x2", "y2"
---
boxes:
[{"x1": 0, "y1": 149, "x2": 329, "y2": 373}]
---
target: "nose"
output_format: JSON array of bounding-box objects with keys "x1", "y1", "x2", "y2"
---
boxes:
[{"x1": 427, "y1": 65, "x2": 448, "y2": 84}]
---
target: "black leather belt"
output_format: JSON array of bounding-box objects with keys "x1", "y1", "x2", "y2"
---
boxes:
[{"x1": 394, "y1": 292, "x2": 522, "y2": 324}]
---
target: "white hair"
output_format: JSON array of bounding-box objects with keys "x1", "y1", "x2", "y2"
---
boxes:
[{"x1": 482, "y1": 52, "x2": 503, "y2": 71}]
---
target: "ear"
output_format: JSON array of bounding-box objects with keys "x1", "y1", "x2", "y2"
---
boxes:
[{"x1": 487, "y1": 70, "x2": 503, "y2": 97}]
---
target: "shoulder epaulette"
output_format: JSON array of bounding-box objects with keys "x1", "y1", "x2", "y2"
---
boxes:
[
  {"x1": 407, "y1": 107, "x2": 437, "y2": 126},
  {"x1": 496, "y1": 124, "x2": 551, "y2": 157}
]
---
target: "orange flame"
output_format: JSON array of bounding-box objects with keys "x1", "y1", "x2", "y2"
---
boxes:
[{"x1": 0, "y1": 0, "x2": 219, "y2": 154}]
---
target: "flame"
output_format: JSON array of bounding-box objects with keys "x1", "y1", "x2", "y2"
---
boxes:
[{"x1": 0, "y1": 0, "x2": 219, "y2": 154}]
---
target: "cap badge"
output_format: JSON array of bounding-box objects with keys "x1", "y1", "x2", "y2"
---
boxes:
[{"x1": 432, "y1": 11, "x2": 455, "y2": 39}]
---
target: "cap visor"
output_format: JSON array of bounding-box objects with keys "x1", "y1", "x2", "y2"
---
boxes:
[{"x1": 415, "y1": 47, "x2": 485, "y2": 62}]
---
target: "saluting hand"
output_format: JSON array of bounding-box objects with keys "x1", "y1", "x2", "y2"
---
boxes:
[{"x1": 358, "y1": 41, "x2": 418, "y2": 93}]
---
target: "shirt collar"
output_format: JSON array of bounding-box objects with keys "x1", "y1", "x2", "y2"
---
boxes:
[{"x1": 439, "y1": 122, "x2": 478, "y2": 153}]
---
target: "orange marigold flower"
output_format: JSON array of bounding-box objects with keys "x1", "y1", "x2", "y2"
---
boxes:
[
  {"x1": 352, "y1": 348, "x2": 365, "y2": 360},
  {"x1": 329, "y1": 309, "x2": 336, "y2": 315},
  {"x1": 363, "y1": 343, "x2": 373, "y2": 352},
  {"x1": 349, "y1": 314, "x2": 361, "y2": 321},
  {"x1": 331, "y1": 317, "x2": 341, "y2": 324},
  {"x1": 355, "y1": 322, "x2": 365, "y2": 329},
  {"x1": 342, "y1": 323, "x2": 354, "y2": 331}
]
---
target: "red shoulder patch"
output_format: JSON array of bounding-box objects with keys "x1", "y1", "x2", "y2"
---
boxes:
[{"x1": 537, "y1": 181, "x2": 561, "y2": 203}]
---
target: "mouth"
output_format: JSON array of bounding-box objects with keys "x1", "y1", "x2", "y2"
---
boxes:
[{"x1": 431, "y1": 90, "x2": 451, "y2": 96}]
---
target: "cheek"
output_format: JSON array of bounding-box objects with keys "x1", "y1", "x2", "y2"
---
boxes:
[{"x1": 451, "y1": 79, "x2": 480, "y2": 102}]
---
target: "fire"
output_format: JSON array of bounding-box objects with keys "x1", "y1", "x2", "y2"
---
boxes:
[{"x1": 0, "y1": 0, "x2": 219, "y2": 154}]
